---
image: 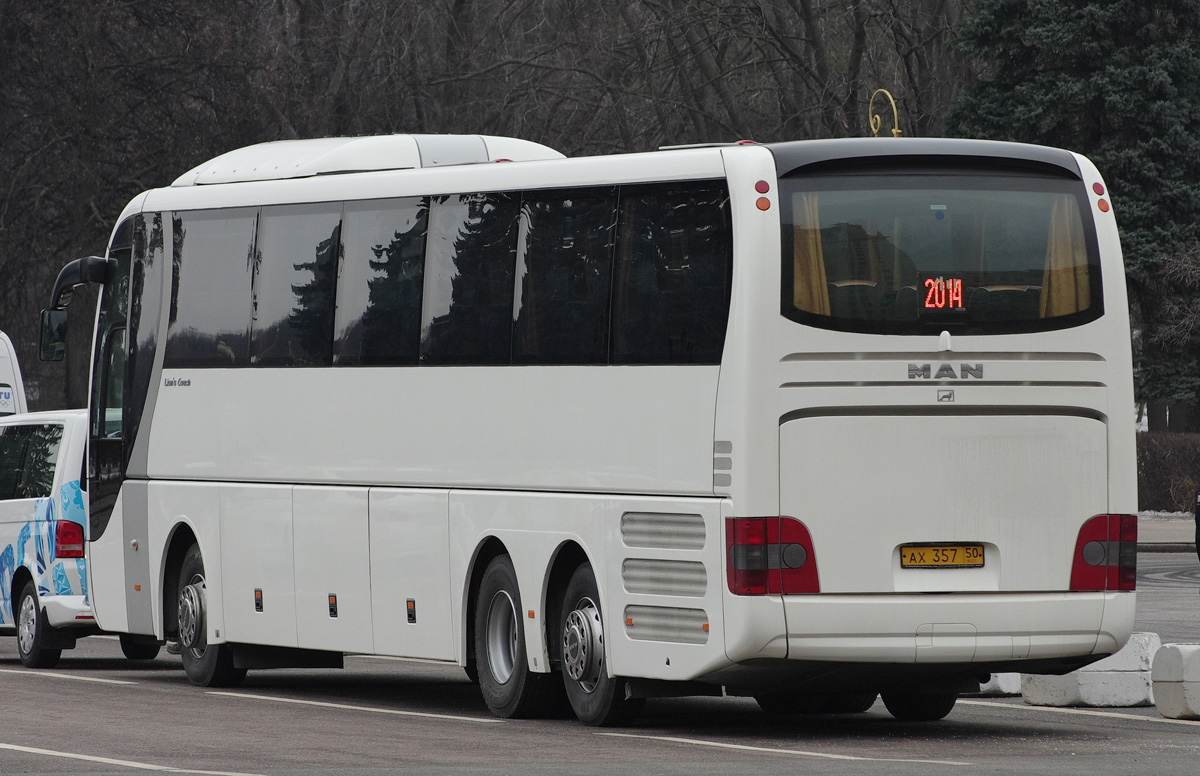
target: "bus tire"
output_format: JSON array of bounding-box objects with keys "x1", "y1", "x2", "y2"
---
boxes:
[
  {"x1": 177, "y1": 544, "x2": 245, "y2": 688},
  {"x1": 473, "y1": 554, "x2": 559, "y2": 718},
  {"x1": 881, "y1": 690, "x2": 957, "y2": 721},
  {"x1": 16, "y1": 580, "x2": 62, "y2": 669},
  {"x1": 560, "y1": 562, "x2": 644, "y2": 726},
  {"x1": 119, "y1": 634, "x2": 161, "y2": 661}
]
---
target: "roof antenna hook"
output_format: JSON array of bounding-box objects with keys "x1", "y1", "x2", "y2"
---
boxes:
[{"x1": 869, "y1": 89, "x2": 903, "y2": 138}]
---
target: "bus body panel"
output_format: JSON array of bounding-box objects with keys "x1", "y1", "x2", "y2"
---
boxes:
[
  {"x1": 780, "y1": 413, "x2": 1107, "y2": 594},
  {"x1": 145, "y1": 366, "x2": 719, "y2": 496},
  {"x1": 88, "y1": 489, "x2": 128, "y2": 632},
  {"x1": 294, "y1": 486, "x2": 373, "y2": 654},
  {"x1": 220, "y1": 483, "x2": 297, "y2": 647},
  {"x1": 369, "y1": 488, "x2": 453, "y2": 660}
]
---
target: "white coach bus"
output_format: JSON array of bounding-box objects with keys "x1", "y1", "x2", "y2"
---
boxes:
[{"x1": 40, "y1": 133, "x2": 1136, "y2": 725}]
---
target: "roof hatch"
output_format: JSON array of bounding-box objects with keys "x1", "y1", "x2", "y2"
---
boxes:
[{"x1": 171, "y1": 134, "x2": 565, "y2": 186}]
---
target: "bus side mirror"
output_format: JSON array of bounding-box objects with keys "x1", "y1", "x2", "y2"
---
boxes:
[{"x1": 39, "y1": 308, "x2": 68, "y2": 362}]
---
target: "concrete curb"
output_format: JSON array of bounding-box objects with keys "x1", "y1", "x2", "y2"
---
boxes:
[
  {"x1": 1021, "y1": 632, "x2": 1159, "y2": 708},
  {"x1": 1152, "y1": 644, "x2": 1200, "y2": 719},
  {"x1": 1140, "y1": 543, "x2": 1196, "y2": 554}
]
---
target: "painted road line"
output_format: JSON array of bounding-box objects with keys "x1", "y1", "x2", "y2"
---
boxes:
[
  {"x1": 960, "y1": 699, "x2": 1200, "y2": 727},
  {"x1": 0, "y1": 667, "x2": 135, "y2": 685},
  {"x1": 598, "y1": 733, "x2": 972, "y2": 765},
  {"x1": 207, "y1": 691, "x2": 503, "y2": 723},
  {"x1": 0, "y1": 743, "x2": 264, "y2": 775}
]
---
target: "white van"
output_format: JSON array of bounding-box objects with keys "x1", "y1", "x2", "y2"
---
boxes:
[
  {"x1": 0, "y1": 409, "x2": 160, "y2": 666},
  {"x1": 0, "y1": 332, "x2": 27, "y2": 416}
]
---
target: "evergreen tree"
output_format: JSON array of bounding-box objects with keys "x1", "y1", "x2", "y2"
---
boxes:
[{"x1": 946, "y1": 0, "x2": 1200, "y2": 427}]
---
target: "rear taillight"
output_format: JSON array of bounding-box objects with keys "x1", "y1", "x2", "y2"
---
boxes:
[
  {"x1": 726, "y1": 516, "x2": 819, "y2": 595},
  {"x1": 1069, "y1": 514, "x2": 1136, "y2": 592},
  {"x1": 55, "y1": 521, "x2": 85, "y2": 559}
]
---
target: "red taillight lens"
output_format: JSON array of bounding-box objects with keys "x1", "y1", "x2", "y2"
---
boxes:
[
  {"x1": 726, "y1": 517, "x2": 819, "y2": 595},
  {"x1": 1069, "y1": 514, "x2": 1136, "y2": 592},
  {"x1": 55, "y1": 521, "x2": 85, "y2": 559}
]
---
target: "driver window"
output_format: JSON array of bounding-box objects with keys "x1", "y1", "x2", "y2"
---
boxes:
[{"x1": 95, "y1": 327, "x2": 125, "y2": 440}]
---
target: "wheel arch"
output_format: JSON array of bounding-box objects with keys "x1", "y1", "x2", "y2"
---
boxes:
[
  {"x1": 9, "y1": 566, "x2": 34, "y2": 618},
  {"x1": 543, "y1": 540, "x2": 589, "y2": 670},
  {"x1": 160, "y1": 522, "x2": 199, "y2": 641},
  {"x1": 462, "y1": 535, "x2": 510, "y2": 669}
]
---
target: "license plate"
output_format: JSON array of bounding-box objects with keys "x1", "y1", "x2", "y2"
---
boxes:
[{"x1": 900, "y1": 544, "x2": 984, "y2": 568}]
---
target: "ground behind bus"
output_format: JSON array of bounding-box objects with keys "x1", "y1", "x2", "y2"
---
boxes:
[{"x1": 1, "y1": 545, "x2": 1198, "y2": 775}]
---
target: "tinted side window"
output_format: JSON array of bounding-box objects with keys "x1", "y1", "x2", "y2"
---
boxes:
[
  {"x1": 611, "y1": 182, "x2": 732, "y2": 364},
  {"x1": 0, "y1": 424, "x2": 62, "y2": 500},
  {"x1": 513, "y1": 188, "x2": 617, "y2": 365},
  {"x1": 17, "y1": 424, "x2": 62, "y2": 499},
  {"x1": 0, "y1": 425, "x2": 28, "y2": 499},
  {"x1": 251, "y1": 204, "x2": 342, "y2": 367},
  {"x1": 335, "y1": 198, "x2": 428, "y2": 366},
  {"x1": 420, "y1": 193, "x2": 519, "y2": 365},
  {"x1": 165, "y1": 209, "x2": 257, "y2": 367}
]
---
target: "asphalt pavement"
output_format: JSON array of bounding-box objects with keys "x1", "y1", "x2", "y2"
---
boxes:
[{"x1": 1138, "y1": 512, "x2": 1196, "y2": 554}]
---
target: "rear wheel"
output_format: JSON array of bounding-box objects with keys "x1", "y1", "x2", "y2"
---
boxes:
[
  {"x1": 881, "y1": 690, "x2": 957, "y2": 721},
  {"x1": 119, "y1": 634, "x2": 161, "y2": 661},
  {"x1": 473, "y1": 554, "x2": 560, "y2": 718},
  {"x1": 560, "y1": 563, "x2": 644, "y2": 726},
  {"x1": 177, "y1": 544, "x2": 245, "y2": 687},
  {"x1": 16, "y1": 581, "x2": 61, "y2": 669}
]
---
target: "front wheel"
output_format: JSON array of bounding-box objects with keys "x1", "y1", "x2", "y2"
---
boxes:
[
  {"x1": 177, "y1": 544, "x2": 245, "y2": 687},
  {"x1": 16, "y1": 581, "x2": 61, "y2": 669},
  {"x1": 881, "y1": 690, "x2": 957, "y2": 721},
  {"x1": 560, "y1": 563, "x2": 644, "y2": 726}
]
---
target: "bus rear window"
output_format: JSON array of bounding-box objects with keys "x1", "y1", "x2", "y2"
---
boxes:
[{"x1": 780, "y1": 172, "x2": 1103, "y2": 334}]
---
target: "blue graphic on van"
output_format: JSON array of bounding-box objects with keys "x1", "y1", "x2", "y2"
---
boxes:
[
  {"x1": 1, "y1": 481, "x2": 91, "y2": 625},
  {"x1": 61, "y1": 480, "x2": 86, "y2": 537},
  {"x1": 0, "y1": 545, "x2": 13, "y2": 624}
]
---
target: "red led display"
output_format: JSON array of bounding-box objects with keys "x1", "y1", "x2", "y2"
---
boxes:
[{"x1": 924, "y1": 277, "x2": 963, "y2": 310}]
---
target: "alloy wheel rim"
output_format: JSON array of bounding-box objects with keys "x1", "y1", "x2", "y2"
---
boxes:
[
  {"x1": 562, "y1": 597, "x2": 603, "y2": 693},
  {"x1": 485, "y1": 590, "x2": 518, "y2": 685},
  {"x1": 17, "y1": 594, "x2": 36, "y2": 656},
  {"x1": 178, "y1": 573, "x2": 207, "y2": 658}
]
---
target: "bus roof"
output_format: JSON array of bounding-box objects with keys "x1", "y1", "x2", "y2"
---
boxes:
[
  {"x1": 764, "y1": 137, "x2": 1082, "y2": 178},
  {"x1": 171, "y1": 134, "x2": 566, "y2": 187}
]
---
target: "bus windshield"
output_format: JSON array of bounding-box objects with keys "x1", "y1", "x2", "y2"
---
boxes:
[{"x1": 780, "y1": 170, "x2": 1103, "y2": 334}]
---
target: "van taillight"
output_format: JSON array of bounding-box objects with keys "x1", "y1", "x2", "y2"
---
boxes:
[
  {"x1": 55, "y1": 521, "x2": 85, "y2": 559},
  {"x1": 726, "y1": 517, "x2": 819, "y2": 595},
  {"x1": 1069, "y1": 514, "x2": 1136, "y2": 592}
]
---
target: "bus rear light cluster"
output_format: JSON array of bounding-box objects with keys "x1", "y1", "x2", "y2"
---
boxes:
[
  {"x1": 726, "y1": 516, "x2": 819, "y2": 595},
  {"x1": 54, "y1": 521, "x2": 85, "y2": 559},
  {"x1": 1069, "y1": 514, "x2": 1136, "y2": 591}
]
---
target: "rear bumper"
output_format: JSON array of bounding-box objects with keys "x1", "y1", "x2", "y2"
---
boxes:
[
  {"x1": 43, "y1": 595, "x2": 95, "y2": 629},
  {"x1": 750, "y1": 590, "x2": 1134, "y2": 664},
  {"x1": 705, "y1": 590, "x2": 1133, "y2": 695}
]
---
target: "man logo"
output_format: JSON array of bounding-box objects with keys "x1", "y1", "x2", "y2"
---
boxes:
[{"x1": 908, "y1": 363, "x2": 983, "y2": 379}]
